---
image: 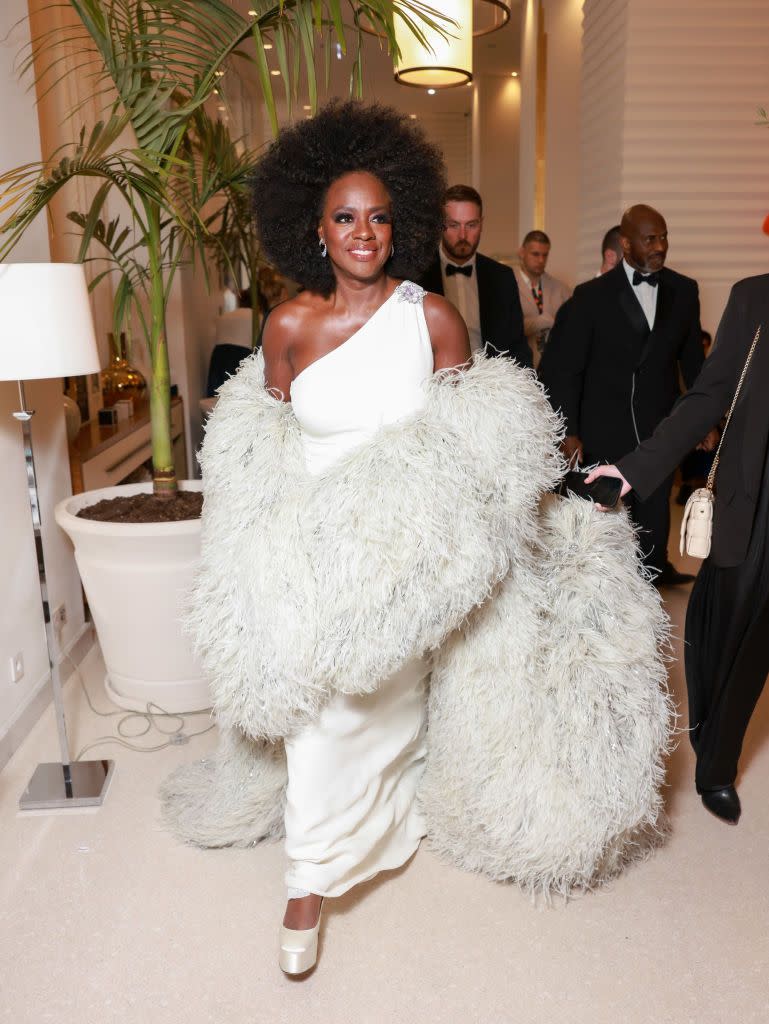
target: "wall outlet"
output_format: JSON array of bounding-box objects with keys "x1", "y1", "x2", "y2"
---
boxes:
[
  {"x1": 52, "y1": 604, "x2": 67, "y2": 633},
  {"x1": 9, "y1": 653, "x2": 24, "y2": 684}
]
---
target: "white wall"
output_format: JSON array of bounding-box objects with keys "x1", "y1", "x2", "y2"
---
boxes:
[
  {"x1": 577, "y1": 0, "x2": 629, "y2": 283},
  {"x1": 622, "y1": 0, "x2": 769, "y2": 333},
  {"x1": 474, "y1": 76, "x2": 521, "y2": 262},
  {"x1": 579, "y1": 0, "x2": 769, "y2": 332},
  {"x1": 518, "y1": 0, "x2": 583, "y2": 288},
  {"x1": 542, "y1": 0, "x2": 583, "y2": 287},
  {"x1": 0, "y1": 0, "x2": 89, "y2": 767},
  {"x1": 518, "y1": 0, "x2": 539, "y2": 241}
]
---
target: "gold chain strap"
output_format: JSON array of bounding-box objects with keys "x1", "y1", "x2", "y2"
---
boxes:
[{"x1": 706, "y1": 324, "x2": 762, "y2": 492}]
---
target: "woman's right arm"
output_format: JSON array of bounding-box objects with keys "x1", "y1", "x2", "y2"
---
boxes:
[
  {"x1": 423, "y1": 293, "x2": 471, "y2": 371},
  {"x1": 262, "y1": 306, "x2": 295, "y2": 402}
]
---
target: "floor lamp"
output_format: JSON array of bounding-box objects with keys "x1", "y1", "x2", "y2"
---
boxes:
[{"x1": 0, "y1": 263, "x2": 114, "y2": 810}]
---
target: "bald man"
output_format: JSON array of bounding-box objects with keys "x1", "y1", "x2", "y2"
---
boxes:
[{"x1": 539, "y1": 204, "x2": 704, "y2": 585}]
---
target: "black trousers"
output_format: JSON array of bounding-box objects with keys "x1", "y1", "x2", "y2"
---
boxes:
[
  {"x1": 683, "y1": 437, "x2": 769, "y2": 789},
  {"x1": 685, "y1": 553, "x2": 769, "y2": 790},
  {"x1": 623, "y1": 474, "x2": 674, "y2": 576}
]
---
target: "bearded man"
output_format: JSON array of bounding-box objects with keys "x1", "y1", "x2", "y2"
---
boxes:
[{"x1": 420, "y1": 184, "x2": 530, "y2": 367}]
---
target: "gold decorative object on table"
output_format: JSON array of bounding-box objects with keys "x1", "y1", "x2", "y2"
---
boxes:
[{"x1": 101, "y1": 331, "x2": 146, "y2": 408}]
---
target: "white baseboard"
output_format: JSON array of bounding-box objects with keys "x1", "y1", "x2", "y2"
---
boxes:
[{"x1": 0, "y1": 622, "x2": 95, "y2": 774}]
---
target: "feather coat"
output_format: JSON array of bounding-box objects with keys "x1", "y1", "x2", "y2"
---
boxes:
[{"x1": 161, "y1": 353, "x2": 671, "y2": 896}]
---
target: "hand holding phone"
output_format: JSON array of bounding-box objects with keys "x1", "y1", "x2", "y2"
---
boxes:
[{"x1": 559, "y1": 470, "x2": 623, "y2": 508}]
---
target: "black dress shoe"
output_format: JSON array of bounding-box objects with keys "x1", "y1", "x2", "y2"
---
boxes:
[
  {"x1": 655, "y1": 562, "x2": 695, "y2": 586},
  {"x1": 699, "y1": 785, "x2": 741, "y2": 824}
]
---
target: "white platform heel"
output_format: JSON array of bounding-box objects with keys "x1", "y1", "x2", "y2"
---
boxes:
[{"x1": 279, "y1": 900, "x2": 323, "y2": 975}]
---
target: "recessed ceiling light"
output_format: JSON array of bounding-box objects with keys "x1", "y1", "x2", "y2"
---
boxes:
[
  {"x1": 303, "y1": 105, "x2": 312, "y2": 111},
  {"x1": 215, "y1": 70, "x2": 224, "y2": 78},
  {"x1": 264, "y1": 43, "x2": 273, "y2": 50},
  {"x1": 409, "y1": 113, "x2": 417, "y2": 119},
  {"x1": 217, "y1": 105, "x2": 226, "y2": 112},
  {"x1": 270, "y1": 69, "x2": 281, "y2": 76},
  {"x1": 427, "y1": 88, "x2": 436, "y2": 95},
  {"x1": 511, "y1": 71, "x2": 519, "y2": 77}
]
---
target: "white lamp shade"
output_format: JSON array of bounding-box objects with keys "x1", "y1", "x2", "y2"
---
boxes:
[
  {"x1": 395, "y1": 0, "x2": 473, "y2": 89},
  {"x1": 0, "y1": 263, "x2": 101, "y2": 381}
]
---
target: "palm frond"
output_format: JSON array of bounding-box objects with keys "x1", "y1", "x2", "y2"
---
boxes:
[
  {"x1": 4, "y1": 0, "x2": 450, "y2": 489},
  {"x1": 0, "y1": 124, "x2": 165, "y2": 260},
  {"x1": 25, "y1": 2, "x2": 450, "y2": 152}
]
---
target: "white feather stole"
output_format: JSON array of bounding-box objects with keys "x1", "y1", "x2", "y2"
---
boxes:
[{"x1": 161, "y1": 353, "x2": 671, "y2": 895}]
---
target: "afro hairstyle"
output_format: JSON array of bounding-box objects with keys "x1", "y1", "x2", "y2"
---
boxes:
[{"x1": 250, "y1": 100, "x2": 447, "y2": 295}]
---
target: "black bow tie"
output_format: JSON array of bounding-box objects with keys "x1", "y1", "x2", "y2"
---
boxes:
[
  {"x1": 446, "y1": 263, "x2": 473, "y2": 278},
  {"x1": 632, "y1": 270, "x2": 660, "y2": 287}
]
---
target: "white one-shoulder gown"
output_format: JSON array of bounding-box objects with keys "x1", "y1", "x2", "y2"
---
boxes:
[{"x1": 284, "y1": 281, "x2": 433, "y2": 898}]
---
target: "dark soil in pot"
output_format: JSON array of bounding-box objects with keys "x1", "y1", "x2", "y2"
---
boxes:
[{"x1": 76, "y1": 491, "x2": 203, "y2": 524}]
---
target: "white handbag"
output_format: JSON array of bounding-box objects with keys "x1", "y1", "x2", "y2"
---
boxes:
[{"x1": 680, "y1": 324, "x2": 762, "y2": 559}]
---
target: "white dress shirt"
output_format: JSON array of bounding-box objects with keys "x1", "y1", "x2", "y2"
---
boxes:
[
  {"x1": 623, "y1": 258, "x2": 658, "y2": 330},
  {"x1": 439, "y1": 247, "x2": 482, "y2": 353}
]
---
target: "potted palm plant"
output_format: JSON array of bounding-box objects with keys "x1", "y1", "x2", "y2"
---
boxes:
[{"x1": 0, "y1": 0, "x2": 445, "y2": 711}]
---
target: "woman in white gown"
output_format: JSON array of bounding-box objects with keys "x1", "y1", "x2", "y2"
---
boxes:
[
  {"x1": 166, "y1": 102, "x2": 671, "y2": 975},
  {"x1": 255, "y1": 103, "x2": 469, "y2": 972}
]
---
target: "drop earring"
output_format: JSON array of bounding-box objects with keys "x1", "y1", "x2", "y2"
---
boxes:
[{"x1": 319, "y1": 238, "x2": 328, "y2": 258}]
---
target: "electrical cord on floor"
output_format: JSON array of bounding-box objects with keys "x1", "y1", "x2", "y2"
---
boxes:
[{"x1": 59, "y1": 643, "x2": 216, "y2": 761}]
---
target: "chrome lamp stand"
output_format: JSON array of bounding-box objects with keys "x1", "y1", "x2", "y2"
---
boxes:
[{"x1": 14, "y1": 381, "x2": 114, "y2": 810}]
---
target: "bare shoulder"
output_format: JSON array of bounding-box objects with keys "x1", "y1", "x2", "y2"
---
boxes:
[
  {"x1": 423, "y1": 292, "x2": 466, "y2": 333},
  {"x1": 422, "y1": 292, "x2": 471, "y2": 368},
  {"x1": 261, "y1": 293, "x2": 317, "y2": 355}
]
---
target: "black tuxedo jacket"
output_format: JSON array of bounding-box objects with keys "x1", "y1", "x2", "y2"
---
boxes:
[
  {"x1": 618, "y1": 274, "x2": 769, "y2": 567},
  {"x1": 538, "y1": 262, "x2": 703, "y2": 463},
  {"x1": 419, "y1": 253, "x2": 531, "y2": 367}
]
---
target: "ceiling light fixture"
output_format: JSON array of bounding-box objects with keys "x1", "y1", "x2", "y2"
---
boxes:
[
  {"x1": 270, "y1": 69, "x2": 280, "y2": 76},
  {"x1": 473, "y1": 0, "x2": 512, "y2": 37},
  {"x1": 394, "y1": 0, "x2": 472, "y2": 90},
  {"x1": 363, "y1": 0, "x2": 510, "y2": 39}
]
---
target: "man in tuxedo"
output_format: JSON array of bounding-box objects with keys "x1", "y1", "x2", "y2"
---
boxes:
[
  {"x1": 539, "y1": 204, "x2": 704, "y2": 584},
  {"x1": 419, "y1": 185, "x2": 530, "y2": 367}
]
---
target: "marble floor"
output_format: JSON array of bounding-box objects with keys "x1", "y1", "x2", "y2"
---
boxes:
[{"x1": 2, "y1": 546, "x2": 769, "y2": 1024}]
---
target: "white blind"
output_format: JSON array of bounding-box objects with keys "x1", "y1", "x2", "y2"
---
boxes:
[
  {"x1": 580, "y1": 0, "x2": 769, "y2": 330},
  {"x1": 578, "y1": 0, "x2": 630, "y2": 282}
]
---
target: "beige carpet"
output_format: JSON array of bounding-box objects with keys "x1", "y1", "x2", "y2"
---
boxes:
[{"x1": 2, "y1": 543, "x2": 769, "y2": 1023}]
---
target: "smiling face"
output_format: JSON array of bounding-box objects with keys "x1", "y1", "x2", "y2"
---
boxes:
[
  {"x1": 620, "y1": 207, "x2": 668, "y2": 273},
  {"x1": 317, "y1": 171, "x2": 393, "y2": 284}
]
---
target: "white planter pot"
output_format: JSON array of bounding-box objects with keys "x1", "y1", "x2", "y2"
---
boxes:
[{"x1": 55, "y1": 481, "x2": 209, "y2": 713}]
